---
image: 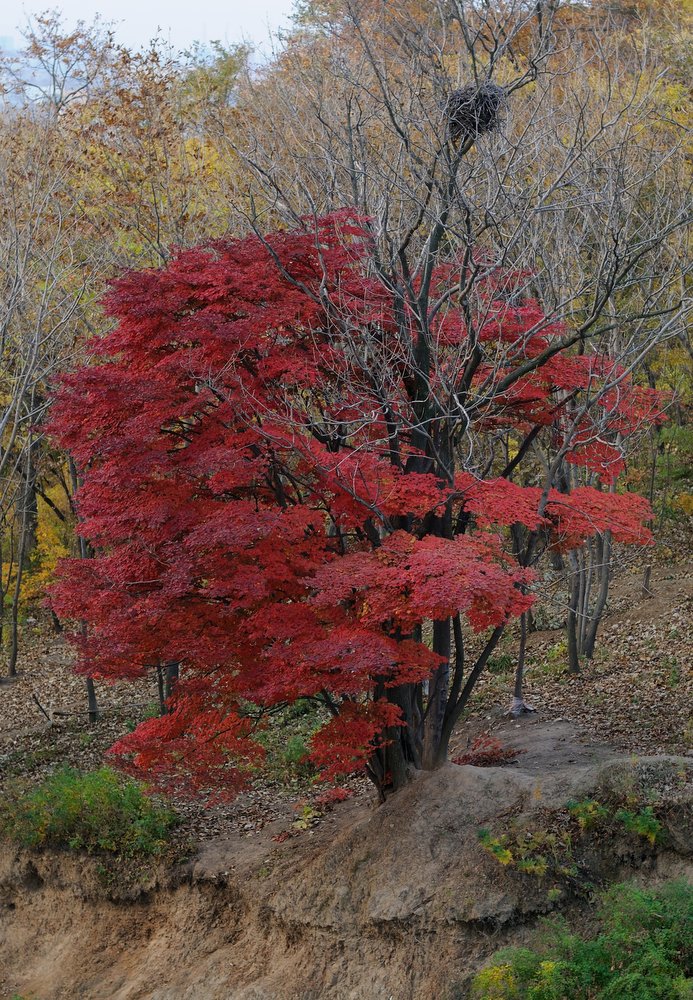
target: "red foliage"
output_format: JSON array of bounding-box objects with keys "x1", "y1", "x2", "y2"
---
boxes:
[
  {"x1": 452, "y1": 735, "x2": 526, "y2": 767},
  {"x1": 48, "y1": 211, "x2": 657, "y2": 798},
  {"x1": 313, "y1": 787, "x2": 354, "y2": 809}
]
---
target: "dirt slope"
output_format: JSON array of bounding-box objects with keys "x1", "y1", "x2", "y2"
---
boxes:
[{"x1": 1, "y1": 725, "x2": 690, "y2": 1000}]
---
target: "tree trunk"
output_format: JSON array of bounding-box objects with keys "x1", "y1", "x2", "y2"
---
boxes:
[
  {"x1": 372, "y1": 681, "x2": 421, "y2": 797},
  {"x1": 156, "y1": 664, "x2": 166, "y2": 715},
  {"x1": 566, "y1": 551, "x2": 581, "y2": 674},
  {"x1": 421, "y1": 619, "x2": 451, "y2": 769},
  {"x1": 510, "y1": 611, "x2": 535, "y2": 715},
  {"x1": 7, "y1": 500, "x2": 29, "y2": 678},
  {"x1": 165, "y1": 661, "x2": 179, "y2": 700},
  {"x1": 70, "y1": 458, "x2": 100, "y2": 723},
  {"x1": 18, "y1": 436, "x2": 40, "y2": 570},
  {"x1": 583, "y1": 531, "x2": 611, "y2": 659},
  {"x1": 641, "y1": 421, "x2": 658, "y2": 599},
  {"x1": 86, "y1": 676, "x2": 99, "y2": 725}
]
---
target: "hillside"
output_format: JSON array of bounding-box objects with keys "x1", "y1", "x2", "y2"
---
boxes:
[{"x1": 1, "y1": 724, "x2": 690, "y2": 999}]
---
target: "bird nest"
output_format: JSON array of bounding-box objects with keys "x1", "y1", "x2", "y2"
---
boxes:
[{"x1": 445, "y1": 82, "x2": 506, "y2": 141}]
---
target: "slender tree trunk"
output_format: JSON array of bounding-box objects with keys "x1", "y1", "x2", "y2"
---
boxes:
[
  {"x1": 18, "y1": 436, "x2": 40, "y2": 570},
  {"x1": 422, "y1": 618, "x2": 451, "y2": 769},
  {"x1": 165, "y1": 661, "x2": 179, "y2": 700},
  {"x1": 641, "y1": 424, "x2": 658, "y2": 599},
  {"x1": 156, "y1": 664, "x2": 166, "y2": 715},
  {"x1": 510, "y1": 611, "x2": 535, "y2": 715},
  {"x1": 7, "y1": 520, "x2": 26, "y2": 678},
  {"x1": 7, "y1": 442, "x2": 34, "y2": 678},
  {"x1": 70, "y1": 458, "x2": 100, "y2": 723},
  {"x1": 438, "y1": 625, "x2": 506, "y2": 755},
  {"x1": 0, "y1": 535, "x2": 4, "y2": 660},
  {"x1": 578, "y1": 539, "x2": 593, "y2": 654},
  {"x1": 0, "y1": 520, "x2": 17, "y2": 670},
  {"x1": 583, "y1": 531, "x2": 611, "y2": 659},
  {"x1": 566, "y1": 550, "x2": 581, "y2": 674},
  {"x1": 86, "y1": 676, "x2": 99, "y2": 725}
]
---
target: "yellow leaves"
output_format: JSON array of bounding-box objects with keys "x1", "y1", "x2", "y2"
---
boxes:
[
  {"x1": 672, "y1": 494, "x2": 693, "y2": 516},
  {"x1": 472, "y1": 963, "x2": 519, "y2": 999},
  {"x1": 19, "y1": 489, "x2": 71, "y2": 603}
]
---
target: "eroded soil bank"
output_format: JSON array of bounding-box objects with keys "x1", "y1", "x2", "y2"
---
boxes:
[{"x1": 1, "y1": 725, "x2": 691, "y2": 1000}]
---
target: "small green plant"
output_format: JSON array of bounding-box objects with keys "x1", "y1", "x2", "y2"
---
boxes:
[
  {"x1": 292, "y1": 802, "x2": 321, "y2": 831},
  {"x1": 664, "y1": 656, "x2": 681, "y2": 689},
  {"x1": 547, "y1": 640, "x2": 567, "y2": 661},
  {"x1": 567, "y1": 798, "x2": 610, "y2": 830},
  {"x1": 1, "y1": 767, "x2": 176, "y2": 856},
  {"x1": 536, "y1": 640, "x2": 569, "y2": 677},
  {"x1": 614, "y1": 805, "x2": 663, "y2": 846},
  {"x1": 471, "y1": 879, "x2": 693, "y2": 999},
  {"x1": 253, "y1": 700, "x2": 325, "y2": 784},
  {"x1": 487, "y1": 653, "x2": 515, "y2": 675},
  {"x1": 478, "y1": 828, "x2": 515, "y2": 865},
  {"x1": 479, "y1": 792, "x2": 668, "y2": 895},
  {"x1": 283, "y1": 734, "x2": 309, "y2": 767}
]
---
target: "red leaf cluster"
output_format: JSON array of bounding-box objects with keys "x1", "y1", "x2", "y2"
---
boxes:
[
  {"x1": 452, "y1": 735, "x2": 526, "y2": 767},
  {"x1": 48, "y1": 212, "x2": 656, "y2": 797}
]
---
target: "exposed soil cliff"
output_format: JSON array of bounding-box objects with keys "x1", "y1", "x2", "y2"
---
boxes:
[{"x1": 1, "y1": 725, "x2": 690, "y2": 1000}]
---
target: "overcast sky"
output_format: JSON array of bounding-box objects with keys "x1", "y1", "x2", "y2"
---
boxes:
[{"x1": 0, "y1": 0, "x2": 296, "y2": 55}]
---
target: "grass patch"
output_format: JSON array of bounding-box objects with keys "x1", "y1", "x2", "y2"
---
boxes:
[
  {"x1": 471, "y1": 879, "x2": 693, "y2": 999},
  {"x1": 255, "y1": 699, "x2": 326, "y2": 784},
  {"x1": 1, "y1": 766, "x2": 176, "y2": 856}
]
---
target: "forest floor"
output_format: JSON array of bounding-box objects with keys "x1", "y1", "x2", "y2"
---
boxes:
[{"x1": 0, "y1": 518, "x2": 691, "y2": 849}]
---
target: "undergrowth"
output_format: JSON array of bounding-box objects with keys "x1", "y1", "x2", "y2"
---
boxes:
[
  {"x1": 471, "y1": 879, "x2": 693, "y2": 999},
  {"x1": 0, "y1": 766, "x2": 176, "y2": 856},
  {"x1": 477, "y1": 793, "x2": 668, "y2": 894}
]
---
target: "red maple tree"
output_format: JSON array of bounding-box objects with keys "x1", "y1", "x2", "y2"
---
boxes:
[{"x1": 49, "y1": 212, "x2": 660, "y2": 800}]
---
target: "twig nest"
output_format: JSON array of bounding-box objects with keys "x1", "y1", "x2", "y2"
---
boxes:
[{"x1": 445, "y1": 82, "x2": 506, "y2": 141}]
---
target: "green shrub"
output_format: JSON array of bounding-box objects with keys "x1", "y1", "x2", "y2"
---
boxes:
[
  {"x1": 471, "y1": 880, "x2": 693, "y2": 999},
  {"x1": 487, "y1": 653, "x2": 515, "y2": 675},
  {"x1": 614, "y1": 806, "x2": 663, "y2": 846},
  {"x1": 566, "y1": 798, "x2": 609, "y2": 831},
  {"x1": 1, "y1": 767, "x2": 176, "y2": 856},
  {"x1": 283, "y1": 734, "x2": 309, "y2": 766},
  {"x1": 254, "y1": 700, "x2": 324, "y2": 783}
]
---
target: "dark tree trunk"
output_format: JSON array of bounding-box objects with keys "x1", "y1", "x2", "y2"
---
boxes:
[
  {"x1": 583, "y1": 531, "x2": 611, "y2": 659},
  {"x1": 165, "y1": 661, "x2": 179, "y2": 700},
  {"x1": 70, "y1": 458, "x2": 100, "y2": 723},
  {"x1": 567, "y1": 551, "x2": 581, "y2": 675},
  {"x1": 422, "y1": 618, "x2": 451, "y2": 769},
  {"x1": 18, "y1": 436, "x2": 41, "y2": 570},
  {"x1": 8, "y1": 503, "x2": 29, "y2": 679},
  {"x1": 156, "y1": 664, "x2": 166, "y2": 715},
  {"x1": 156, "y1": 661, "x2": 180, "y2": 714},
  {"x1": 510, "y1": 612, "x2": 535, "y2": 715},
  {"x1": 370, "y1": 681, "x2": 422, "y2": 798},
  {"x1": 86, "y1": 676, "x2": 99, "y2": 725}
]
